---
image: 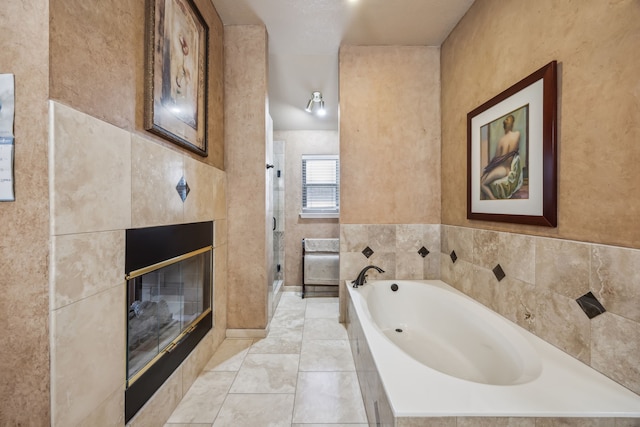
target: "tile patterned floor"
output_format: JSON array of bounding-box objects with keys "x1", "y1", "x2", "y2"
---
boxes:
[{"x1": 165, "y1": 293, "x2": 368, "y2": 427}]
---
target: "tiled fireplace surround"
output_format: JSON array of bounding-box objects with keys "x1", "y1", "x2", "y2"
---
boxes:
[
  {"x1": 49, "y1": 101, "x2": 227, "y2": 426},
  {"x1": 50, "y1": 101, "x2": 639, "y2": 425}
]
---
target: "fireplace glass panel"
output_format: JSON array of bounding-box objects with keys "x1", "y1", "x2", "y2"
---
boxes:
[{"x1": 127, "y1": 249, "x2": 211, "y2": 381}]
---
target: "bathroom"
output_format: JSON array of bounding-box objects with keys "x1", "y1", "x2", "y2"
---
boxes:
[{"x1": 1, "y1": 0, "x2": 639, "y2": 425}]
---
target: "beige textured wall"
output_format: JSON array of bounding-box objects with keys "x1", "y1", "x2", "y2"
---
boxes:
[
  {"x1": 0, "y1": 0, "x2": 51, "y2": 424},
  {"x1": 441, "y1": 0, "x2": 640, "y2": 249},
  {"x1": 274, "y1": 130, "x2": 340, "y2": 286},
  {"x1": 50, "y1": 0, "x2": 225, "y2": 170},
  {"x1": 339, "y1": 45, "x2": 441, "y2": 225},
  {"x1": 225, "y1": 25, "x2": 270, "y2": 330}
]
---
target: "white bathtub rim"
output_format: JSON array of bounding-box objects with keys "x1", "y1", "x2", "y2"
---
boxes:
[
  {"x1": 357, "y1": 279, "x2": 543, "y2": 386},
  {"x1": 347, "y1": 279, "x2": 640, "y2": 418}
]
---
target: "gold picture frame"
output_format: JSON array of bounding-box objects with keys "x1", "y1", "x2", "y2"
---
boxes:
[{"x1": 144, "y1": 0, "x2": 208, "y2": 156}]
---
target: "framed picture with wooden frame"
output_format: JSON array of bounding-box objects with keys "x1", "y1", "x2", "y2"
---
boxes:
[
  {"x1": 144, "y1": 0, "x2": 208, "y2": 156},
  {"x1": 467, "y1": 61, "x2": 558, "y2": 227}
]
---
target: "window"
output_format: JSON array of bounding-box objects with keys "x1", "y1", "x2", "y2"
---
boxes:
[{"x1": 301, "y1": 155, "x2": 340, "y2": 217}]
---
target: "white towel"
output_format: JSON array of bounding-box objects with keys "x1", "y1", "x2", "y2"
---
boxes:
[
  {"x1": 304, "y1": 253, "x2": 339, "y2": 285},
  {"x1": 304, "y1": 238, "x2": 339, "y2": 253}
]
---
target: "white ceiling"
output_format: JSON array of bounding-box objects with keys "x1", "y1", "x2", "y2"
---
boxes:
[{"x1": 211, "y1": 0, "x2": 475, "y2": 131}]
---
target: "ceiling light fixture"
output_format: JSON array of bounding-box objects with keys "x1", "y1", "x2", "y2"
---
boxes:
[
  {"x1": 305, "y1": 98, "x2": 314, "y2": 113},
  {"x1": 305, "y1": 91, "x2": 326, "y2": 116}
]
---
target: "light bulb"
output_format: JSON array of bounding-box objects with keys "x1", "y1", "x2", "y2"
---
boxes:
[{"x1": 317, "y1": 100, "x2": 326, "y2": 116}]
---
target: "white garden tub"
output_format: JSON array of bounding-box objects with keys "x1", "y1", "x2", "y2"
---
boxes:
[{"x1": 346, "y1": 279, "x2": 640, "y2": 419}]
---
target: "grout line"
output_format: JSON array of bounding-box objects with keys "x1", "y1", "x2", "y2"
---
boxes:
[
  {"x1": 291, "y1": 294, "x2": 306, "y2": 425},
  {"x1": 168, "y1": 295, "x2": 356, "y2": 426}
]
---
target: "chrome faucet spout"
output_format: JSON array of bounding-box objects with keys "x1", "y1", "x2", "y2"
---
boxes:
[{"x1": 351, "y1": 265, "x2": 385, "y2": 288}]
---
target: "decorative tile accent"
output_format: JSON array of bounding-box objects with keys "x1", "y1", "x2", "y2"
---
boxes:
[
  {"x1": 450, "y1": 250, "x2": 457, "y2": 263},
  {"x1": 362, "y1": 246, "x2": 374, "y2": 259},
  {"x1": 492, "y1": 264, "x2": 506, "y2": 282},
  {"x1": 418, "y1": 246, "x2": 430, "y2": 258},
  {"x1": 576, "y1": 292, "x2": 606, "y2": 319},
  {"x1": 176, "y1": 176, "x2": 190, "y2": 202}
]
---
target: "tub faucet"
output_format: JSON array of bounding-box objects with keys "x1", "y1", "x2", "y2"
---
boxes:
[{"x1": 352, "y1": 265, "x2": 385, "y2": 288}]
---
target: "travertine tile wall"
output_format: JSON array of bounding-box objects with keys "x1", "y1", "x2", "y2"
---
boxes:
[
  {"x1": 339, "y1": 224, "x2": 442, "y2": 321},
  {"x1": 49, "y1": 102, "x2": 228, "y2": 426},
  {"x1": 346, "y1": 296, "x2": 394, "y2": 427},
  {"x1": 340, "y1": 224, "x2": 441, "y2": 282},
  {"x1": 441, "y1": 225, "x2": 640, "y2": 396}
]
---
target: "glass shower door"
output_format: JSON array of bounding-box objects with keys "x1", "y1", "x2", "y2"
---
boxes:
[{"x1": 272, "y1": 140, "x2": 285, "y2": 306}]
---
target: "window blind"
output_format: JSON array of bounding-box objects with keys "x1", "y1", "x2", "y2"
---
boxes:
[{"x1": 302, "y1": 155, "x2": 340, "y2": 214}]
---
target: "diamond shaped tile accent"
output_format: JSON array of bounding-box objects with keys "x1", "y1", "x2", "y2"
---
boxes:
[
  {"x1": 492, "y1": 264, "x2": 506, "y2": 282},
  {"x1": 450, "y1": 250, "x2": 457, "y2": 263},
  {"x1": 362, "y1": 246, "x2": 374, "y2": 259},
  {"x1": 576, "y1": 292, "x2": 606, "y2": 319},
  {"x1": 418, "y1": 246, "x2": 430, "y2": 258},
  {"x1": 176, "y1": 176, "x2": 190, "y2": 202}
]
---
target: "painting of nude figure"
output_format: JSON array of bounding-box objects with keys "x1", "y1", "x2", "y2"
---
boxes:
[
  {"x1": 479, "y1": 105, "x2": 529, "y2": 200},
  {"x1": 467, "y1": 61, "x2": 557, "y2": 227},
  {"x1": 145, "y1": 0, "x2": 208, "y2": 156},
  {"x1": 161, "y1": 0, "x2": 200, "y2": 128}
]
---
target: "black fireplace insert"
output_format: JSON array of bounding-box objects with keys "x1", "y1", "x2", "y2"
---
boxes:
[{"x1": 124, "y1": 221, "x2": 213, "y2": 422}]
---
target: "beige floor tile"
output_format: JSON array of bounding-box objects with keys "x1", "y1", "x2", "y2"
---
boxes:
[
  {"x1": 305, "y1": 297, "x2": 339, "y2": 304},
  {"x1": 229, "y1": 353, "x2": 299, "y2": 393},
  {"x1": 270, "y1": 309, "x2": 306, "y2": 329},
  {"x1": 164, "y1": 424, "x2": 214, "y2": 427},
  {"x1": 277, "y1": 294, "x2": 307, "y2": 310},
  {"x1": 273, "y1": 305, "x2": 306, "y2": 319},
  {"x1": 303, "y1": 317, "x2": 348, "y2": 340},
  {"x1": 299, "y1": 339, "x2": 355, "y2": 371},
  {"x1": 249, "y1": 335, "x2": 302, "y2": 354},
  {"x1": 292, "y1": 371, "x2": 367, "y2": 424},
  {"x1": 213, "y1": 394, "x2": 295, "y2": 427},
  {"x1": 291, "y1": 424, "x2": 368, "y2": 427},
  {"x1": 168, "y1": 294, "x2": 367, "y2": 426},
  {"x1": 267, "y1": 323, "x2": 304, "y2": 340},
  {"x1": 204, "y1": 339, "x2": 253, "y2": 372},
  {"x1": 166, "y1": 371, "x2": 235, "y2": 424},
  {"x1": 305, "y1": 302, "x2": 339, "y2": 319}
]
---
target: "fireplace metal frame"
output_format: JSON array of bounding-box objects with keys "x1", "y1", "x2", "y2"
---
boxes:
[{"x1": 124, "y1": 221, "x2": 213, "y2": 423}]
